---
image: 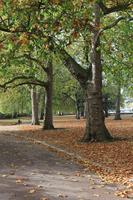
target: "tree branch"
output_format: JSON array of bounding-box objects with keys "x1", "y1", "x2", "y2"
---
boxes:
[
  {"x1": 0, "y1": 23, "x2": 30, "y2": 33},
  {"x1": 128, "y1": 17, "x2": 133, "y2": 21},
  {"x1": 98, "y1": 1, "x2": 132, "y2": 15},
  {"x1": 57, "y1": 49, "x2": 91, "y2": 87},
  {"x1": 0, "y1": 76, "x2": 47, "y2": 90},
  {"x1": 1, "y1": 76, "x2": 34, "y2": 87},
  {"x1": 94, "y1": 16, "x2": 125, "y2": 46},
  {"x1": 62, "y1": 92, "x2": 76, "y2": 103},
  {"x1": 11, "y1": 81, "x2": 47, "y2": 88},
  {"x1": 101, "y1": 17, "x2": 125, "y2": 31},
  {"x1": 10, "y1": 54, "x2": 48, "y2": 73},
  {"x1": 24, "y1": 54, "x2": 48, "y2": 73},
  {"x1": 0, "y1": 26, "x2": 11, "y2": 33}
]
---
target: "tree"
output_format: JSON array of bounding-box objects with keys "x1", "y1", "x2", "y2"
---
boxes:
[
  {"x1": 0, "y1": 11, "x2": 56, "y2": 128},
  {"x1": 0, "y1": 49, "x2": 54, "y2": 128},
  {"x1": 0, "y1": 0, "x2": 132, "y2": 141},
  {"x1": 56, "y1": 1, "x2": 132, "y2": 141},
  {"x1": 43, "y1": 58, "x2": 54, "y2": 129},
  {"x1": 31, "y1": 85, "x2": 40, "y2": 125}
]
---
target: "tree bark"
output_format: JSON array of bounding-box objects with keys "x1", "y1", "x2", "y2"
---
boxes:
[
  {"x1": 31, "y1": 86, "x2": 40, "y2": 125},
  {"x1": 81, "y1": 4, "x2": 112, "y2": 142},
  {"x1": 114, "y1": 84, "x2": 121, "y2": 120},
  {"x1": 58, "y1": 3, "x2": 112, "y2": 141},
  {"x1": 82, "y1": 86, "x2": 112, "y2": 142},
  {"x1": 43, "y1": 59, "x2": 54, "y2": 130}
]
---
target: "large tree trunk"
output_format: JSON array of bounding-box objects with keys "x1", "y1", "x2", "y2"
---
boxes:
[
  {"x1": 82, "y1": 4, "x2": 112, "y2": 142},
  {"x1": 82, "y1": 86, "x2": 112, "y2": 141},
  {"x1": 43, "y1": 59, "x2": 54, "y2": 130},
  {"x1": 114, "y1": 84, "x2": 121, "y2": 120},
  {"x1": 31, "y1": 86, "x2": 40, "y2": 125}
]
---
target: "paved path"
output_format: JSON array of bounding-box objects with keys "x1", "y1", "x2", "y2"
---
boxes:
[{"x1": 0, "y1": 133, "x2": 127, "y2": 200}]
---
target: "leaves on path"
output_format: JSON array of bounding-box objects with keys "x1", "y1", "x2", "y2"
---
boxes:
[
  {"x1": 16, "y1": 179, "x2": 23, "y2": 183},
  {"x1": 16, "y1": 176, "x2": 29, "y2": 184},
  {"x1": 3, "y1": 117, "x2": 133, "y2": 196},
  {"x1": 28, "y1": 189, "x2": 37, "y2": 194},
  {"x1": 1, "y1": 174, "x2": 8, "y2": 178},
  {"x1": 57, "y1": 193, "x2": 68, "y2": 198}
]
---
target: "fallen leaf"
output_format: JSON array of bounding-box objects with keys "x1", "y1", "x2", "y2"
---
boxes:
[
  {"x1": 16, "y1": 179, "x2": 23, "y2": 183},
  {"x1": 29, "y1": 189, "x2": 36, "y2": 194},
  {"x1": 2, "y1": 174, "x2": 8, "y2": 178},
  {"x1": 40, "y1": 197, "x2": 49, "y2": 200},
  {"x1": 93, "y1": 194, "x2": 100, "y2": 197}
]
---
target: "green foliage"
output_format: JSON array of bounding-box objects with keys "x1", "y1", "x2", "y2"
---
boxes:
[
  {"x1": 102, "y1": 18, "x2": 133, "y2": 97},
  {"x1": 53, "y1": 55, "x2": 78, "y2": 112},
  {"x1": 0, "y1": 0, "x2": 132, "y2": 114},
  {"x1": 0, "y1": 87, "x2": 31, "y2": 115}
]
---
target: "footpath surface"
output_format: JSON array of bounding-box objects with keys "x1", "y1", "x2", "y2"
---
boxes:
[{"x1": 0, "y1": 131, "x2": 130, "y2": 200}]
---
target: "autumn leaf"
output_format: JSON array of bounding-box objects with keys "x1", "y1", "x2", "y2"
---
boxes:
[
  {"x1": 2, "y1": 174, "x2": 8, "y2": 178},
  {"x1": 28, "y1": 189, "x2": 37, "y2": 194},
  {"x1": 40, "y1": 197, "x2": 49, "y2": 200},
  {"x1": 16, "y1": 179, "x2": 23, "y2": 183}
]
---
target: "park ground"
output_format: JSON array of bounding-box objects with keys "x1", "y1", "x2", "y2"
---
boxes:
[{"x1": 0, "y1": 115, "x2": 133, "y2": 199}]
